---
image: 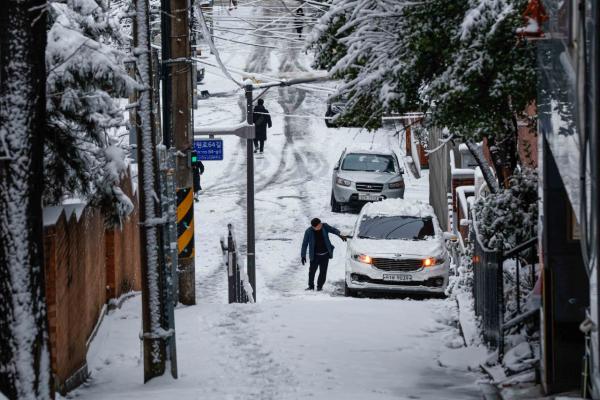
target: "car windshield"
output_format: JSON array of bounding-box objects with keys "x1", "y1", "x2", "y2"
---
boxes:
[
  {"x1": 341, "y1": 153, "x2": 396, "y2": 173},
  {"x1": 357, "y1": 216, "x2": 435, "y2": 240}
]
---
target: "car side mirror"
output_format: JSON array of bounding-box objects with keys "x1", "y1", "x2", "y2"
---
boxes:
[
  {"x1": 333, "y1": 166, "x2": 339, "y2": 171},
  {"x1": 443, "y1": 232, "x2": 458, "y2": 242}
]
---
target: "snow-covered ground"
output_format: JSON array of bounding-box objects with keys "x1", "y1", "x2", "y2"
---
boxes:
[{"x1": 71, "y1": 2, "x2": 485, "y2": 399}]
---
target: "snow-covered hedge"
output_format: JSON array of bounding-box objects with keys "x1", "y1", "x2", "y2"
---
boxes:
[{"x1": 473, "y1": 168, "x2": 538, "y2": 251}]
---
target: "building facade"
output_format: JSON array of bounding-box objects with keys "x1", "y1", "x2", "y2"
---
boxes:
[{"x1": 537, "y1": 0, "x2": 599, "y2": 396}]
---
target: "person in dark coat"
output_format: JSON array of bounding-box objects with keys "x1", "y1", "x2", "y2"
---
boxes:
[
  {"x1": 252, "y1": 98, "x2": 272, "y2": 154},
  {"x1": 192, "y1": 159, "x2": 204, "y2": 201},
  {"x1": 301, "y1": 218, "x2": 346, "y2": 291},
  {"x1": 295, "y1": 7, "x2": 304, "y2": 38}
]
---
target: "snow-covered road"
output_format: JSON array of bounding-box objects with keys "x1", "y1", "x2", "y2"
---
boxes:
[{"x1": 72, "y1": 2, "x2": 485, "y2": 399}]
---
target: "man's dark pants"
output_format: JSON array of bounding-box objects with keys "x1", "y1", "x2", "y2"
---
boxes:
[
  {"x1": 308, "y1": 253, "x2": 330, "y2": 289},
  {"x1": 253, "y1": 139, "x2": 264, "y2": 152}
]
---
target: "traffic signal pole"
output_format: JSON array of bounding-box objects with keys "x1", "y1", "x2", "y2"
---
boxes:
[{"x1": 245, "y1": 84, "x2": 256, "y2": 300}]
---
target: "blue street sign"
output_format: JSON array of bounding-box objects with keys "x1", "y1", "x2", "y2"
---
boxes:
[{"x1": 193, "y1": 138, "x2": 224, "y2": 161}]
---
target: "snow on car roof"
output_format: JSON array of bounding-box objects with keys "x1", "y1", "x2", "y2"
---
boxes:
[
  {"x1": 345, "y1": 143, "x2": 396, "y2": 156},
  {"x1": 361, "y1": 198, "x2": 436, "y2": 218}
]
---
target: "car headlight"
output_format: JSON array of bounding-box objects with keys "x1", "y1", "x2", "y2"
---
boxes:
[
  {"x1": 336, "y1": 177, "x2": 352, "y2": 187},
  {"x1": 388, "y1": 180, "x2": 405, "y2": 189},
  {"x1": 353, "y1": 254, "x2": 373, "y2": 264},
  {"x1": 422, "y1": 257, "x2": 444, "y2": 267}
]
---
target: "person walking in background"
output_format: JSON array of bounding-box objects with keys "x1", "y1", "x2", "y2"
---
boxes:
[
  {"x1": 253, "y1": 98, "x2": 272, "y2": 154},
  {"x1": 192, "y1": 159, "x2": 204, "y2": 202},
  {"x1": 295, "y1": 7, "x2": 305, "y2": 38},
  {"x1": 301, "y1": 218, "x2": 347, "y2": 291}
]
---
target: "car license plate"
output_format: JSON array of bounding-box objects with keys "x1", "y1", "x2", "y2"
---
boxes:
[
  {"x1": 358, "y1": 193, "x2": 380, "y2": 201},
  {"x1": 382, "y1": 274, "x2": 412, "y2": 282}
]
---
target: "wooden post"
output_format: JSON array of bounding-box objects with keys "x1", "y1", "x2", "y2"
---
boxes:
[
  {"x1": 133, "y1": 0, "x2": 168, "y2": 381},
  {"x1": 168, "y1": 0, "x2": 196, "y2": 305}
]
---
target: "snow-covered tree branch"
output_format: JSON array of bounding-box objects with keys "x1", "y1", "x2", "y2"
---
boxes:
[
  {"x1": 310, "y1": 0, "x2": 537, "y2": 186},
  {"x1": 45, "y1": 0, "x2": 140, "y2": 225}
]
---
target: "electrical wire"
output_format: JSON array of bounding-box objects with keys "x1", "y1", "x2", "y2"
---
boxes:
[
  {"x1": 197, "y1": 4, "x2": 243, "y2": 88},
  {"x1": 211, "y1": 33, "x2": 304, "y2": 49}
]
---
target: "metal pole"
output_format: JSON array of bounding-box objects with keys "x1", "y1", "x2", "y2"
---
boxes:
[{"x1": 245, "y1": 84, "x2": 256, "y2": 300}]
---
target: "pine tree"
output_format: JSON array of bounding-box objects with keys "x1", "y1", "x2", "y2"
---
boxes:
[
  {"x1": 0, "y1": 0, "x2": 53, "y2": 397},
  {"x1": 45, "y1": 0, "x2": 139, "y2": 225}
]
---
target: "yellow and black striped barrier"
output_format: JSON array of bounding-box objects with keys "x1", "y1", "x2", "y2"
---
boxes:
[{"x1": 177, "y1": 187, "x2": 194, "y2": 259}]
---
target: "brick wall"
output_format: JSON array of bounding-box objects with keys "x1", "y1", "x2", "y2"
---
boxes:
[
  {"x1": 451, "y1": 177, "x2": 474, "y2": 210},
  {"x1": 518, "y1": 103, "x2": 538, "y2": 168},
  {"x1": 43, "y1": 168, "x2": 140, "y2": 394},
  {"x1": 405, "y1": 126, "x2": 430, "y2": 169}
]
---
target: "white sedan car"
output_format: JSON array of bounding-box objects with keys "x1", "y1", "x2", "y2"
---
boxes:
[{"x1": 344, "y1": 199, "x2": 454, "y2": 297}]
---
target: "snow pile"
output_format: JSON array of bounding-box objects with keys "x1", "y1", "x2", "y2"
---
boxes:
[
  {"x1": 345, "y1": 143, "x2": 397, "y2": 156},
  {"x1": 504, "y1": 340, "x2": 535, "y2": 373}
]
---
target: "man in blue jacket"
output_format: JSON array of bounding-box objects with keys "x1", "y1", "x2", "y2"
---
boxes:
[{"x1": 301, "y1": 218, "x2": 346, "y2": 291}]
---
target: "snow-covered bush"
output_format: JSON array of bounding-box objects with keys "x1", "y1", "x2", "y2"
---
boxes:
[
  {"x1": 473, "y1": 168, "x2": 538, "y2": 251},
  {"x1": 46, "y1": 0, "x2": 139, "y2": 225}
]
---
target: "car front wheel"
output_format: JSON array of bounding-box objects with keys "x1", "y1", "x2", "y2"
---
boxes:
[
  {"x1": 331, "y1": 192, "x2": 342, "y2": 213},
  {"x1": 344, "y1": 281, "x2": 356, "y2": 297}
]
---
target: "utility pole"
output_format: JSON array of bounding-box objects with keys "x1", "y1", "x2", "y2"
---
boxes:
[
  {"x1": 245, "y1": 84, "x2": 256, "y2": 300},
  {"x1": 133, "y1": 0, "x2": 176, "y2": 382},
  {"x1": 163, "y1": 0, "x2": 196, "y2": 305}
]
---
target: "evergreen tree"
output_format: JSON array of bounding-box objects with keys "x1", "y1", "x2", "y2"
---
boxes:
[{"x1": 46, "y1": 0, "x2": 139, "y2": 224}]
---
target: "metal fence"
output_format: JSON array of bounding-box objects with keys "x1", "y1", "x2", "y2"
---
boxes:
[
  {"x1": 220, "y1": 224, "x2": 250, "y2": 303},
  {"x1": 472, "y1": 216, "x2": 538, "y2": 360}
]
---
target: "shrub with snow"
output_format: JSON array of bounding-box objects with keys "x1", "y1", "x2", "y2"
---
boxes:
[{"x1": 473, "y1": 168, "x2": 538, "y2": 251}]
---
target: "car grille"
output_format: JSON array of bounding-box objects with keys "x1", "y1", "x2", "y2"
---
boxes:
[
  {"x1": 372, "y1": 258, "x2": 422, "y2": 272},
  {"x1": 356, "y1": 182, "x2": 383, "y2": 193}
]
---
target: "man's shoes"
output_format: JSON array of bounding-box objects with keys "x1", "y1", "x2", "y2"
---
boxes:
[
  {"x1": 305, "y1": 287, "x2": 314, "y2": 291},
  {"x1": 260, "y1": 150, "x2": 263, "y2": 153},
  {"x1": 254, "y1": 149, "x2": 258, "y2": 153},
  {"x1": 316, "y1": 287, "x2": 323, "y2": 291}
]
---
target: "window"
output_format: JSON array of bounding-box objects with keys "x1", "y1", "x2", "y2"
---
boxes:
[
  {"x1": 341, "y1": 153, "x2": 396, "y2": 173},
  {"x1": 358, "y1": 216, "x2": 435, "y2": 240}
]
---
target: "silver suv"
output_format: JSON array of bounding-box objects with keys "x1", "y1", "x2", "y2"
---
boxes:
[{"x1": 331, "y1": 147, "x2": 405, "y2": 212}]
